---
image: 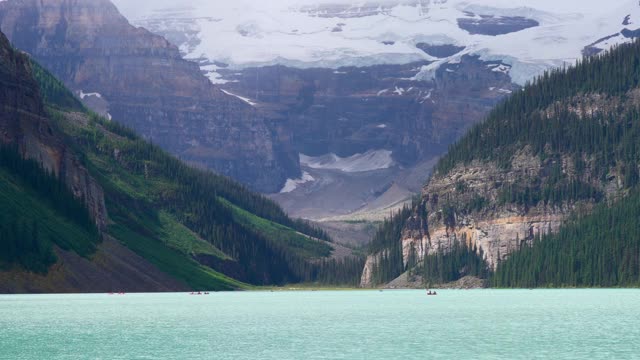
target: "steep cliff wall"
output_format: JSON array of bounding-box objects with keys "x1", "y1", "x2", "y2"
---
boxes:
[
  {"x1": 0, "y1": 31, "x2": 107, "y2": 230},
  {"x1": 221, "y1": 56, "x2": 515, "y2": 166}
]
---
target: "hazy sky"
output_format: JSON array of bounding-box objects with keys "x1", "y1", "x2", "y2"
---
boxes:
[{"x1": 111, "y1": 0, "x2": 340, "y2": 19}]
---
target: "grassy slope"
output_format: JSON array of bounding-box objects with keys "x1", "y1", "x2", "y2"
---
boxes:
[
  {"x1": 108, "y1": 223, "x2": 246, "y2": 291},
  {"x1": 65, "y1": 120, "x2": 244, "y2": 290},
  {"x1": 218, "y1": 198, "x2": 332, "y2": 259}
]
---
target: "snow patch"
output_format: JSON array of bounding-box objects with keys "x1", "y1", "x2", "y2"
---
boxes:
[
  {"x1": 220, "y1": 89, "x2": 256, "y2": 106},
  {"x1": 201, "y1": 64, "x2": 229, "y2": 84},
  {"x1": 280, "y1": 171, "x2": 315, "y2": 193},
  {"x1": 300, "y1": 150, "x2": 394, "y2": 173},
  {"x1": 78, "y1": 90, "x2": 102, "y2": 99},
  {"x1": 420, "y1": 92, "x2": 433, "y2": 103},
  {"x1": 488, "y1": 64, "x2": 511, "y2": 74}
]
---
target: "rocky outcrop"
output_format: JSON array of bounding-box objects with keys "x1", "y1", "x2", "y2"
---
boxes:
[
  {"x1": 359, "y1": 254, "x2": 377, "y2": 287},
  {"x1": 361, "y1": 139, "x2": 621, "y2": 287},
  {"x1": 0, "y1": 31, "x2": 107, "y2": 230},
  {"x1": 399, "y1": 153, "x2": 571, "y2": 270},
  {"x1": 0, "y1": 0, "x2": 298, "y2": 192}
]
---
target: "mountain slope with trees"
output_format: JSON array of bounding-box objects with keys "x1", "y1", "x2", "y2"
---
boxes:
[
  {"x1": 0, "y1": 30, "x2": 361, "y2": 293},
  {"x1": 362, "y1": 40, "x2": 640, "y2": 288}
]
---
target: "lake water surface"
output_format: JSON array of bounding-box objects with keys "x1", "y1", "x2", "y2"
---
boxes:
[{"x1": 1, "y1": 290, "x2": 638, "y2": 359}]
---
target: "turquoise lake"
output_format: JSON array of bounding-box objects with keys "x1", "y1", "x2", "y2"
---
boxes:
[{"x1": 1, "y1": 290, "x2": 638, "y2": 359}]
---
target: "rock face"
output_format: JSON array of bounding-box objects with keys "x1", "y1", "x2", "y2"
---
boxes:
[
  {"x1": 220, "y1": 56, "x2": 515, "y2": 167},
  {"x1": 399, "y1": 155, "x2": 570, "y2": 271},
  {"x1": 360, "y1": 155, "x2": 571, "y2": 287},
  {"x1": 0, "y1": 31, "x2": 107, "y2": 230},
  {"x1": 0, "y1": 0, "x2": 298, "y2": 192},
  {"x1": 221, "y1": 55, "x2": 515, "y2": 220}
]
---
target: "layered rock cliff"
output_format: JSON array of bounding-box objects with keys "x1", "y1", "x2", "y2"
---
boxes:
[
  {"x1": 0, "y1": 31, "x2": 107, "y2": 230},
  {"x1": 220, "y1": 56, "x2": 514, "y2": 167},
  {"x1": 0, "y1": 0, "x2": 298, "y2": 192}
]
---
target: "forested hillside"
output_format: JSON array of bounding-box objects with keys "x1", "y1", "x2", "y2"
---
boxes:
[
  {"x1": 364, "y1": 40, "x2": 640, "y2": 288},
  {"x1": 494, "y1": 190, "x2": 640, "y2": 287},
  {"x1": 0, "y1": 31, "x2": 362, "y2": 292}
]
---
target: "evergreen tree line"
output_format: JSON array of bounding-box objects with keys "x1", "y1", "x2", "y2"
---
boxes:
[
  {"x1": 0, "y1": 218, "x2": 56, "y2": 274},
  {"x1": 368, "y1": 205, "x2": 414, "y2": 285},
  {"x1": 30, "y1": 60, "x2": 85, "y2": 112},
  {"x1": 0, "y1": 145, "x2": 98, "y2": 272},
  {"x1": 85, "y1": 113, "x2": 331, "y2": 243},
  {"x1": 297, "y1": 256, "x2": 366, "y2": 287},
  {"x1": 437, "y1": 39, "x2": 640, "y2": 179},
  {"x1": 0, "y1": 145, "x2": 97, "y2": 235},
  {"x1": 421, "y1": 237, "x2": 489, "y2": 286},
  {"x1": 493, "y1": 189, "x2": 640, "y2": 287}
]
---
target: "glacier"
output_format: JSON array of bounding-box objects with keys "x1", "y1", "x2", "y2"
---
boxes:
[
  {"x1": 113, "y1": 0, "x2": 640, "y2": 86},
  {"x1": 280, "y1": 171, "x2": 315, "y2": 193},
  {"x1": 300, "y1": 150, "x2": 395, "y2": 173}
]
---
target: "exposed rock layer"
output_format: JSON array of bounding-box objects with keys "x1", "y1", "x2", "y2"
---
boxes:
[{"x1": 0, "y1": 30, "x2": 107, "y2": 230}]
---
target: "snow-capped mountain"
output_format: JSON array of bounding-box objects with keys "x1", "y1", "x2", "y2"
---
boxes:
[
  {"x1": 110, "y1": 0, "x2": 640, "y2": 226},
  {"x1": 115, "y1": 0, "x2": 640, "y2": 85}
]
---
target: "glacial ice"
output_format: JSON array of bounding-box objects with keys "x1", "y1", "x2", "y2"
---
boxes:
[
  {"x1": 116, "y1": 0, "x2": 640, "y2": 86},
  {"x1": 300, "y1": 150, "x2": 394, "y2": 173}
]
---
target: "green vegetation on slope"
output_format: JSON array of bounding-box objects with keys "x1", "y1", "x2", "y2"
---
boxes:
[
  {"x1": 218, "y1": 197, "x2": 366, "y2": 286},
  {"x1": 109, "y1": 223, "x2": 245, "y2": 291},
  {"x1": 436, "y1": 40, "x2": 640, "y2": 199},
  {"x1": 219, "y1": 197, "x2": 332, "y2": 259},
  {"x1": 157, "y1": 211, "x2": 229, "y2": 259},
  {"x1": 0, "y1": 149, "x2": 99, "y2": 273},
  {"x1": 43, "y1": 94, "x2": 348, "y2": 286},
  {"x1": 29, "y1": 60, "x2": 85, "y2": 112},
  {"x1": 422, "y1": 238, "x2": 489, "y2": 286}
]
